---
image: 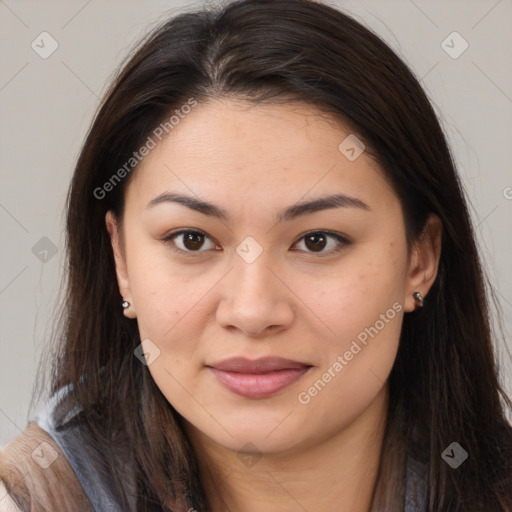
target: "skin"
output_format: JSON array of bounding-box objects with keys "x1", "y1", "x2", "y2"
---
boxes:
[{"x1": 106, "y1": 98, "x2": 442, "y2": 512}]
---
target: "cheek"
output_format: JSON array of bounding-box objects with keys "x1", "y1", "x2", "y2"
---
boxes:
[
  {"x1": 292, "y1": 243, "x2": 405, "y2": 406},
  {"x1": 296, "y1": 242, "x2": 406, "y2": 344},
  {"x1": 123, "y1": 249, "x2": 212, "y2": 391},
  {"x1": 125, "y1": 239, "x2": 194, "y2": 331}
]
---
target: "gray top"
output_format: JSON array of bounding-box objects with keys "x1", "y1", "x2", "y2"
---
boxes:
[
  {"x1": 29, "y1": 384, "x2": 428, "y2": 511},
  {"x1": 29, "y1": 383, "x2": 136, "y2": 512}
]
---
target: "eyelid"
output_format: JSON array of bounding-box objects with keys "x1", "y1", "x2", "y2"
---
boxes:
[{"x1": 161, "y1": 229, "x2": 351, "y2": 257}]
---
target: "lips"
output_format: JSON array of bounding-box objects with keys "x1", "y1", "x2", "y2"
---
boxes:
[{"x1": 207, "y1": 357, "x2": 312, "y2": 399}]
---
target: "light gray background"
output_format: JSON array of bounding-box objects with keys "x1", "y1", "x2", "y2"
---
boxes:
[{"x1": 1, "y1": 0, "x2": 511, "y2": 449}]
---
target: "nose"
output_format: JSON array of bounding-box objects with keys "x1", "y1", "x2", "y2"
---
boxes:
[{"x1": 216, "y1": 254, "x2": 296, "y2": 338}]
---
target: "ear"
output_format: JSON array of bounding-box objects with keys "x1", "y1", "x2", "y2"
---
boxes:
[
  {"x1": 403, "y1": 213, "x2": 443, "y2": 312},
  {"x1": 105, "y1": 211, "x2": 137, "y2": 319}
]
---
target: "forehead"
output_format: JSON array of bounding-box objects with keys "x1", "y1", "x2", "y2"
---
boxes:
[{"x1": 127, "y1": 99, "x2": 397, "y2": 214}]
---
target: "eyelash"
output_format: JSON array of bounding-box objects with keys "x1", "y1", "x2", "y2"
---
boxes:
[{"x1": 160, "y1": 229, "x2": 351, "y2": 258}]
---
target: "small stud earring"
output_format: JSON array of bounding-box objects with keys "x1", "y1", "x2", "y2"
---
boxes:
[
  {"x1": 122, "y1": 300, "x2": 130, "y2": 310},
  {"x1": 412, "y1": 291, "x2": 424, "y2": 308}
]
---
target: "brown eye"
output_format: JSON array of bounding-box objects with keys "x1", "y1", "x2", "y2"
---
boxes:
[
  {"x1": 162, "y1": 230, "x2": 220, "y2": 255},
  {"x1": 304, "y1": 233, "x2": 328, "y2": 252},
  {"x1": 293, "y1": 231, "x2": 350, "y2": 256},
  {"x1": 182, "y1": 231, "x2": 206, "y2": 250}
]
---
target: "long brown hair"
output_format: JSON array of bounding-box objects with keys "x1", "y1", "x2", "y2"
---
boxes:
[{"x1": 4, "y1": 0, "x2": 512, "y2": 510}]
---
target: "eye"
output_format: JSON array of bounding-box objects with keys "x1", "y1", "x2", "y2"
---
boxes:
[
  {"x1": 292, "y1": 231, "x2": 350, "y2": 256},
  {"x1": 161, "y1": 229, "x2": 221, "y2": 255},
  {"x1": 161, "y1": 229, "x2": 350, "y2": 257}
]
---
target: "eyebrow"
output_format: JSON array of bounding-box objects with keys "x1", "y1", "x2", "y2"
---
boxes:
[{"x1": 145, "y1": 191, "x2": 370, "y2": 223}]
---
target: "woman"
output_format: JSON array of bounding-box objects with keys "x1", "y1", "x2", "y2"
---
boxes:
[{"x1": 1, "y1": 0, "x2": 511, "y2": 510}]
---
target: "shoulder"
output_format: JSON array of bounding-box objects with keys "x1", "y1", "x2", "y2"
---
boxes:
[{"x1": 0, "y1": 422, "x2": 92, "y2": 511}]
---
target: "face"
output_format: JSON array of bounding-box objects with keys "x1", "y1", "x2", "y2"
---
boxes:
[{"x1": 106, "y1": 98, "x2": 441, "y2": 455}]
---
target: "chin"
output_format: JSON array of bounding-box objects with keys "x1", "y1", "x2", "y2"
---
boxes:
[
  {"x1": 222, "y1": 430, "x2": 306, "y2": 455},
  {"x1": 199, "y1": 409, "x2": 314, "y2": 454}
]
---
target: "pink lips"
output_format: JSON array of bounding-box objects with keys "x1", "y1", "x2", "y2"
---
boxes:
[{"x1": 207, "y1": 357, "x2": 312, "y2": 399}]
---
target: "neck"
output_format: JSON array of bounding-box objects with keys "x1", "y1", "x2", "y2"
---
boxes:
[{"x1": 184, "y1": 385, "x2": 389, "y2": 512}]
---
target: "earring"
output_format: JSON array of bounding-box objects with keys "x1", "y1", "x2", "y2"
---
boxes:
[
  {"x1": 122, "y1": 300, "x2": 130, "y2": 310},
  {"x1": 412, "y1": 291, "x2": 424, "y2": 308}
]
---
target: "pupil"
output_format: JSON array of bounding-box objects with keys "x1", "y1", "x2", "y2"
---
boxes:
[
  {"x1": 305, "y1": 233, "x2": 326, "y2": 252},
  {"x1": 184, "y1": 232, "x2": 203, "y2": 250}
]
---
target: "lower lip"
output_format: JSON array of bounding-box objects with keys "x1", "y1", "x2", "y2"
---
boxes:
[{"x1": 208, "y1": 366, "x2": 311, "y2": 399}]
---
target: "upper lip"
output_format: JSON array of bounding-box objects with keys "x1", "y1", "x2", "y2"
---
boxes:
[{"x1": 207, "y1": 357, "x2": 311, "y2": 373}]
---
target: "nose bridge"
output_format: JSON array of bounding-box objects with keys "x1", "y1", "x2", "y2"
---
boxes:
[
  {"x1": 217, "y1": 240, "x2": 295, "y2": 336},
  {"x1": 233, "y1": 234, "x2": 277, "y2": 295},
  {"x1": 235, "y1": 248, "x2": 275, "y2": 299}
]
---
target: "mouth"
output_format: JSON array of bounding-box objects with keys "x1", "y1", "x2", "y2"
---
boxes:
[{"x1": 206, "y1": 357, "x2": 313, "y2": 399}]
